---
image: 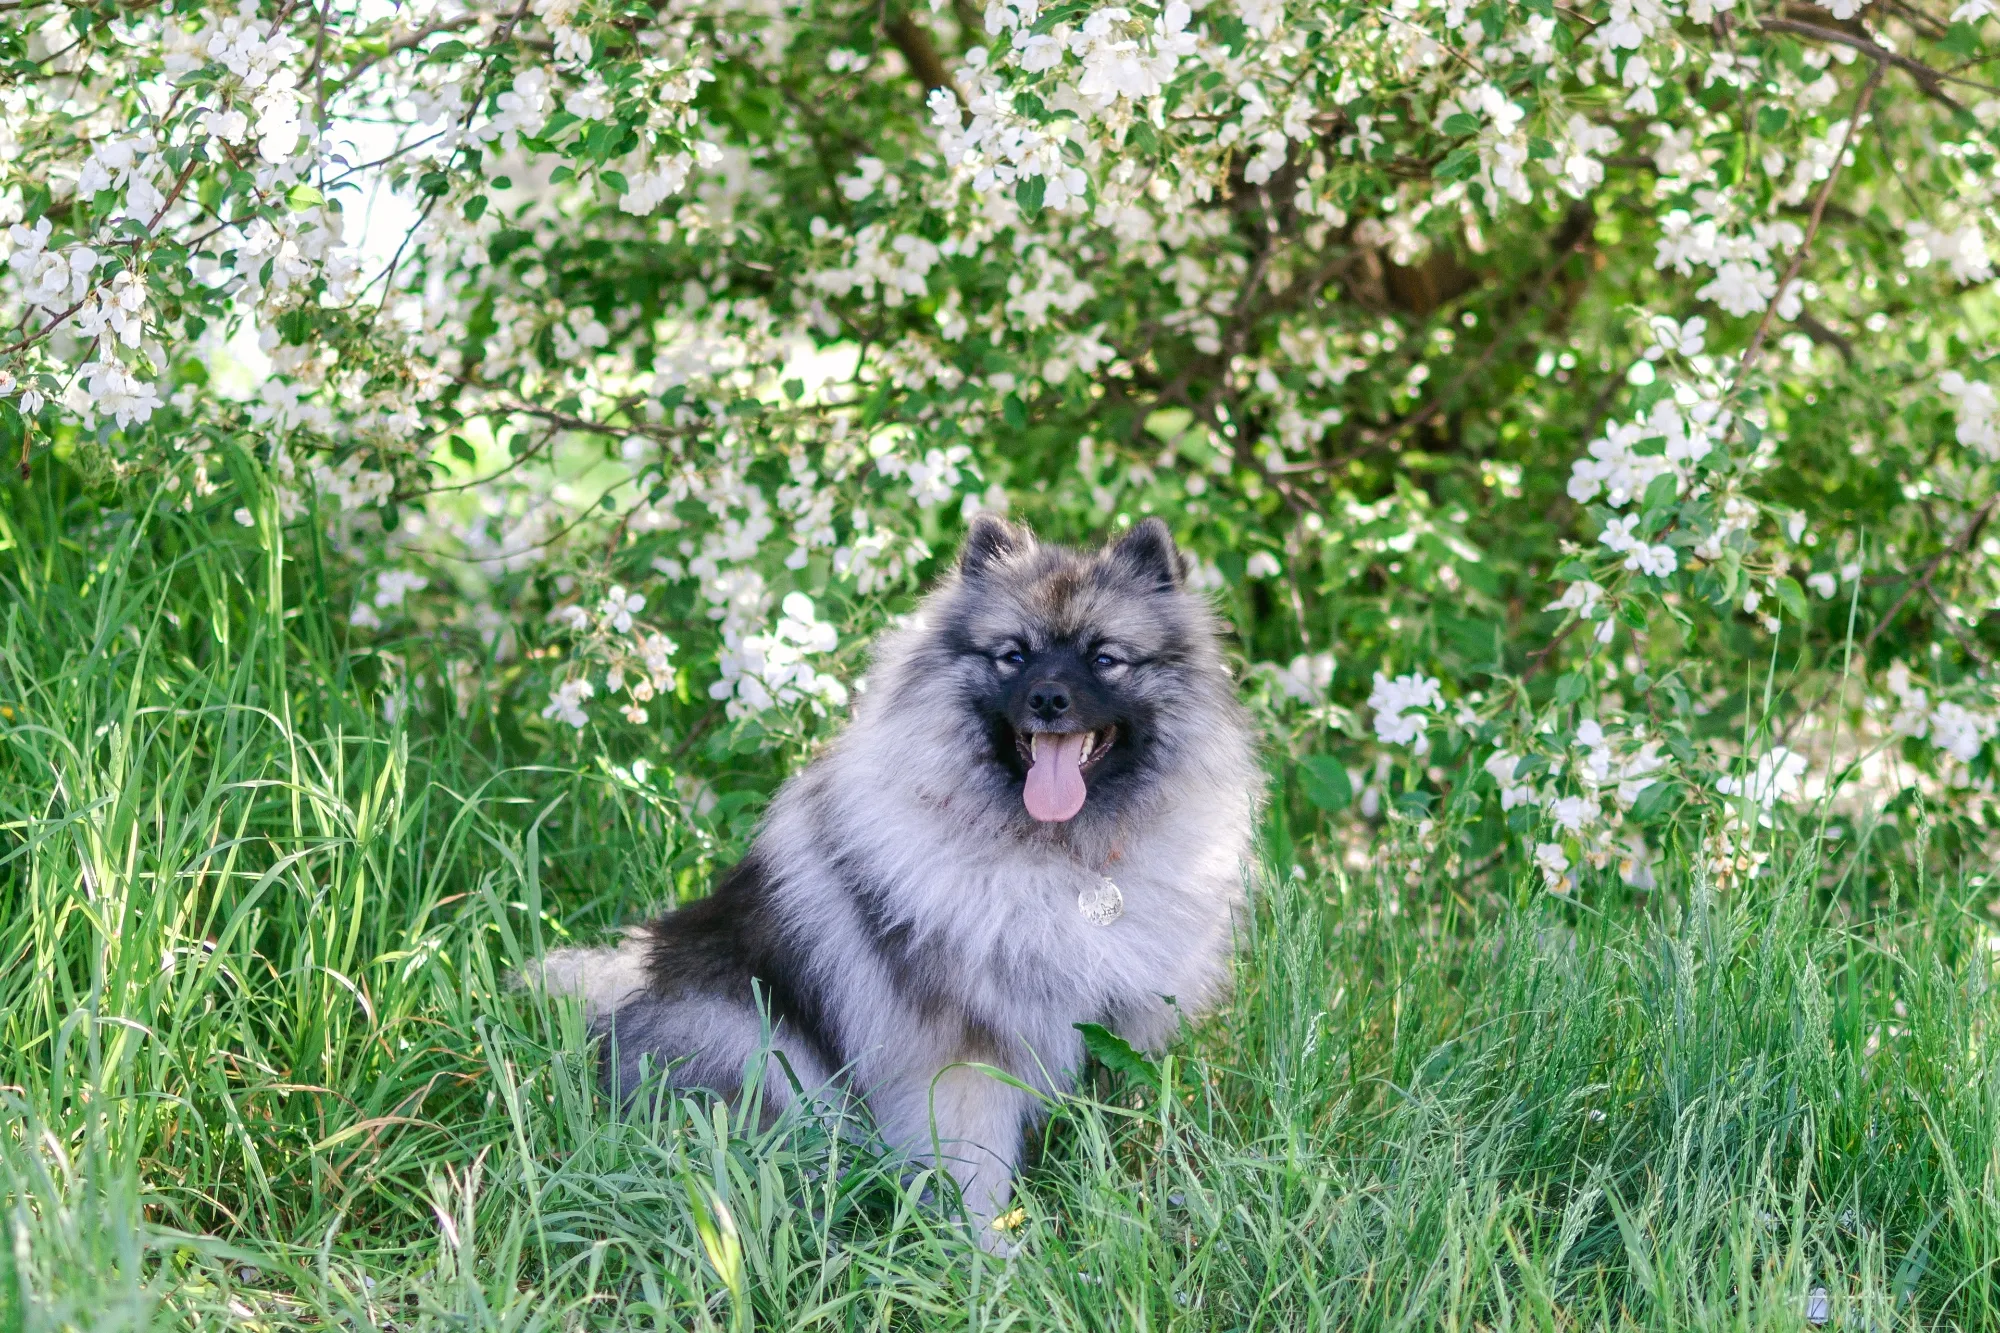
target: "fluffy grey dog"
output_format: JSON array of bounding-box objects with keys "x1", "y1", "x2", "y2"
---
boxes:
[{"x1": 534, "y1": 515, "x2": 1259, "y2": 1244}]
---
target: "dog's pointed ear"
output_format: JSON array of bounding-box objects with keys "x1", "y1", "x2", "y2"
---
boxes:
[
  {"x1": 959, "y1": 513, "x2": 1030, "y2": 578},
  {"x1": 1112, "y1": 517, "x2": 1186, "y2": 592}
]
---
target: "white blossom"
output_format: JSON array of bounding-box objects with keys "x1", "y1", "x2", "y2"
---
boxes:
[
  {"x1": 1534, "y1": 842, "x2": 1572, "y2": 894},
  {"x1": 1903, "y1": 221, "x2": 1994, "y2": 284},
  {"x1": 1716, "y1": 746, "x2": 1808, "y2": 810},
  {"x1": 1369, "y1": 671, "x2": 1444, "y2": 753},
  {"x1": 1939, "y1": 372, "x2": 2000, "y2": 459},
  {"x1": 1262, "y1": 652, "x2": 1335, "y2": 702},
  {"x1": 542, "y1": 678, "x2": 595, "y2": 729},
  {"x1": 374, "y1": 571, "x2": 429, "y2": 609}
]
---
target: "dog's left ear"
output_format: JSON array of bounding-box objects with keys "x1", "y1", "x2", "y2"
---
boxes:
[
  {"x1": 1111, "y1": 517, "x2": 1185, "y2": 592},
  {"x1": 960, "y1": 512, "x2": 1031, "y2": 578}
]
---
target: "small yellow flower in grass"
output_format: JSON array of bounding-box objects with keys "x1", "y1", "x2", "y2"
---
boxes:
[{"x1": 992, "y1": 1206, "x2": 1027, "y2": 1232}]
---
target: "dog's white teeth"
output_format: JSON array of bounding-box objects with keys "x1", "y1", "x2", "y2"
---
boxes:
[
  {"x1": 1030, "y1": 734, "x2": 1042, "y2": 762},
  {"x1": 1082, "y1": 731, "x2": 1095, "y2": 753}
]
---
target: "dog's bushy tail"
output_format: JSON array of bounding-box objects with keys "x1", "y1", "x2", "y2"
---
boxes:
[{"x1": 521, "y1": 929, "x2": 651, "y2": 1024}]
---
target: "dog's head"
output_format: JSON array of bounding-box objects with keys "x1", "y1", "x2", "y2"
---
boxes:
[{"x1": 871, "y1": 515, "x2": 1241, "y2": 829}]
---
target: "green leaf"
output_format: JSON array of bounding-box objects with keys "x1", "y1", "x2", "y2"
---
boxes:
[
  {"x1": 1774, "y1": 575, "x2": 1809, "y2": 620},
  {"x1": 1436, "y1": 146, "x2": 1480, "y2": 180},
  {"x1": 1528, "y1": 136, "x2": 1555, "y2": 160},
  {"x1": 1943, "y1": 20, "x2": 1982, "y2": 57},
  {"x1": 284, "y1": 183, "x2": 323, "y2": 211},
  {"x1": 1756, "y1": 105, "x2": 1789, "y2": 137},
  {"x1": 1298, "y1": 755, "x2": 1352, "y2": 813},
  {"x1": 1642, "y1": 473, "x2": 1679, "y2": 510},
  {"x1": 463, "y1": 194, "x2": 487, "y2": 221},
  {"x1": 549, "y1": 165, "x2": 575, "y2": 184},
  {"x1": 1630, "y1": 780, "x2": 1675, "y2": 822},
  {"x1": 1724, "y1": 132, "x2": 1747, "y2": 184},
  {"x1": 449, "y1": 436, "x2": 477, "y2": 464},
  {"x1": 1015, "y1": 174, "x2": 1046, "y2": 216},
  {"x1": 601, "y1": 170, "x2": 630, "y2": 193},
  {"x1": 1442, "y1": 113, "x2": 1482, "y2": 137},
  {"x1": 428, "y1": 38, "x2": 469, "y2": 61},
  {"x1": 488, "y1": 228, "x2": 534, "y2": 263},
  {"x1": 1630, "y1": 381, "x2": 1674, "y2": 413},
  {"x1": 1555, "y1": 671, "x2": 1587, "y2": 706},
  {"x1": 1074, "y1": 1022, "x2": 1159, "y2": 1088}
]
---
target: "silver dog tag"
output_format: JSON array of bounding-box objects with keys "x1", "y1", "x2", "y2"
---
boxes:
[{"x1": 1078, "y1": 875, "x2": 1124, "y2": 926}]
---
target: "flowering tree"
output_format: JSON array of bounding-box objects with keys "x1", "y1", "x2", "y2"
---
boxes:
[{"x1": 5, "y1": 0, "x2": 1998, "y2": 888}]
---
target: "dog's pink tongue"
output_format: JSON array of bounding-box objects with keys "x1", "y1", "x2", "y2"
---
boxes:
[{"x1": 1024, "y1": 733, "x2": 1090, "y2": 822}]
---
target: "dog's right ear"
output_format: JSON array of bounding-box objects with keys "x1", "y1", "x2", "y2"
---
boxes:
[{"x1": 959, "y1": 513, "x2": 1029, "y2": 578}]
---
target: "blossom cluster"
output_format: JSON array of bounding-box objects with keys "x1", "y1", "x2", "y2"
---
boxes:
[
  {"x1": 710, "y1": 593, "x2": 848, "y2": 721},
  {"x1": 2, "y1": 0, "x2": 1995, "y2": 869},
  {"x1": 1883, "y1": 665, "x2": 2000, "y2": 768},
  {"x1": 1486, "y1": 717, "x2": 1672, "y2": 895}
]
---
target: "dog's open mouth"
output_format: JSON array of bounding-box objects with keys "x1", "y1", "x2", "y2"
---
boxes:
[{"x1": 1015, "y1": 727, "x2": 1116, "y2": 823}]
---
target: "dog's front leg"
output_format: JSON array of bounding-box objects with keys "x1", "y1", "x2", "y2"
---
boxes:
[{"x1": 876, "y1": 1063, "x2": 1033, "y2": 1252}]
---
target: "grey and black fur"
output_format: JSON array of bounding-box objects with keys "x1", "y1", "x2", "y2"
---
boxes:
[{"x1": 533, "y1": 516, "x2": 1260, "y2": 1244}]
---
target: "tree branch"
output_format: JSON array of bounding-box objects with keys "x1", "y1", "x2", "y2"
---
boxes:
[
  {"x1": 883, "y1": 9, "x2": 963, "y2": 111},
  {"x1": 1756, "y1": 17, "x2": 1976, "y2": 111},
  {"x1": 1734, "y1": 61, "x2": 1882, "y2": 388}
]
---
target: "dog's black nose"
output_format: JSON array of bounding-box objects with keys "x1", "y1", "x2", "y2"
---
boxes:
[{"x1": 1027, "y1": 681, "x2": 1070, "y2": 719}]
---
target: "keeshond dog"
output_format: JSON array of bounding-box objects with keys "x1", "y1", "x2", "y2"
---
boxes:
[{"x1": 533, "y1": 515, "x2": 1259, "y2": 1246}]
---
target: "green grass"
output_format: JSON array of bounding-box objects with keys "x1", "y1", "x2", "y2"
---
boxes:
[{"x1": 4, "y1": 484, "x2": 2000, "y2": 1332}]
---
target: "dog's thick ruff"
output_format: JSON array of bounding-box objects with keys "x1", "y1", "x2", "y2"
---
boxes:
[{"x1": 534, "y1": 517, "x2": 1259, "y2": 1244}]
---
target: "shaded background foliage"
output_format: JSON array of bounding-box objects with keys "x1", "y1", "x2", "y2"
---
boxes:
[{"x1": 4, "y1": 0, "x2": 1998, "y2": 893}]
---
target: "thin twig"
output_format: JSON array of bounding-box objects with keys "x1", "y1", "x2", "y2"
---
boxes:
[
  {"x1": 1923, "y1": 583, "x2": 1994, "y2": 667},
  {"x1": 1732, "y1": 62, "x2": 1882, "y2": 390},
  {"x1": 1860, "y1": 494, "x2": 1999, "y2": 654},
  {"x1": 1521, "y1": 618, "x2": 1581, "y2": 682}
]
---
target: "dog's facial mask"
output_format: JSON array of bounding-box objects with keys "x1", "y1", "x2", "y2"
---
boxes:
[{"x1": 953, "y1": 517, "x2": 1191, "y2": 823}]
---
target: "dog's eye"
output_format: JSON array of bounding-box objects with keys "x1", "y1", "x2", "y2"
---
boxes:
[
  {"x1": 1093, "y1": 652, "x2": 1120, "y2": 669},
  {"x1": 997, "y1": 649, "x2": 1025, "y2": 667}
]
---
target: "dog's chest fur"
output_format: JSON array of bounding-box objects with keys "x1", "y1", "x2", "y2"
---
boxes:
[{"x1": 757, "y1": 736, "x2": 1247, "y2": 1086}]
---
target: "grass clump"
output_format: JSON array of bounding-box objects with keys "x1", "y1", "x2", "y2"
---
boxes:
[{"x1": 3, "y1": 483, "x2": 1998, "y2": 1332}]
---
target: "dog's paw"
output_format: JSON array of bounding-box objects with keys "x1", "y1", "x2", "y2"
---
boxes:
[
  {"x1": 973, "y1": 1204, "x2": 1026, "y2": 1257},
  {"x1": 975, "y1": 1226, "x2": 1019, "y2": 1259}
]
